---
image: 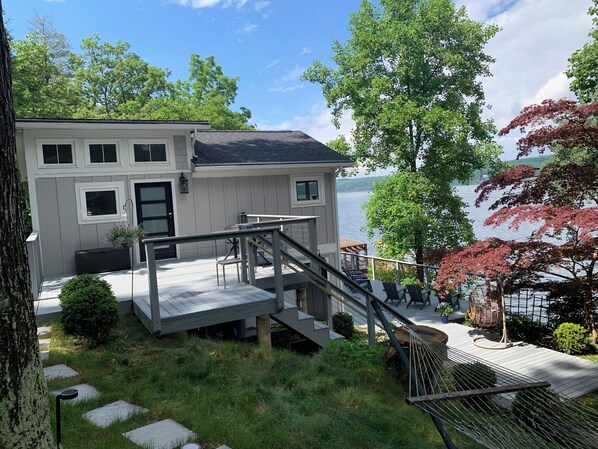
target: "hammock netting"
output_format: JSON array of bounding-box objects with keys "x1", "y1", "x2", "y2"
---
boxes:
[{"x1": 394, "y1": 323, "x2": 598, "y2": 449}]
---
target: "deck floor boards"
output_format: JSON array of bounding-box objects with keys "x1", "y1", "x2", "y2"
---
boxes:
[
  {"x1": 35, "y1": 258, "x2": 598, "y2": 398},
  {"x1": 367, "y1": 280, "x2": 598, "y2": 398}
]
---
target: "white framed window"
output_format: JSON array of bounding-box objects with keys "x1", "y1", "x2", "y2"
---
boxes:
[
  {"x1": 130, "y1": 139, "x2": 170, "y2": 165},
  {"x1": 75, "y1": 181, "x2": 126, "y2": 225},
  {"x1": 84, "y1": 140, "x2": 120, "y2": 166},
  {"x1": 36, "y1": 140, "x2": 76, "y2": 167},
  {"x1": 291, "y1": 175, "x2": 325, "y2": 208}
]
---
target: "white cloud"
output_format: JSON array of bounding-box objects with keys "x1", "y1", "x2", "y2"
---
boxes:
[
  {"x1": 237, "y1": 23, "x2": 258, "y2": 34},
  {"x1": 268, "y1": 84, "x2": 304, "y2": 93},
  {"x1": 254, "y1": 1, "x2": 269, "y2": 11},
  {"x1": 257, "y1": 103, "x2": 354, "y2": 146},
  {"x1": 300, "y1": 47, "x2": 312, "y2": 55},
  {"x1": 173, "y1": 0, "x2": 220, "y2": 8},
  {"x1": 524, "y1": 72, "x2": 571, "y2": 106},
  {"x1": 267, "y1": 58, "x2": 280, "y2": 68},
  {"x1": 281, "y1": 65, "x2": 305, "y2": 82}
]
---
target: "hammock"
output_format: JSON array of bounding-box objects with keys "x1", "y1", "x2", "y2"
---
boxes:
[{"x1": 374, "y1": 299, "x2": 598, "y2": 449}]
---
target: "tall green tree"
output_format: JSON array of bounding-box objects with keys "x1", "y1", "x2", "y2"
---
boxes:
[
  {"x1": 0, "y1": 4, "x2": 56, "y2": 448},
  {"x1": 303, "y1": 0, "x2": 500, "y2": 268},
  {"x1": 11, "y1": 14, "x2": 80, "y2": 118},
  {"x1": 567, "y1": 0, "x2": 598, "y2": 103},
  {"x1": 72, "y1": 34, "x2": 171, "y2": 118}
]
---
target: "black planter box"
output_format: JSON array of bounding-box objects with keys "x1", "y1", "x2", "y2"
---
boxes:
[{"x1": 75, "y1": 247, "x2": 131, "y2": 274}]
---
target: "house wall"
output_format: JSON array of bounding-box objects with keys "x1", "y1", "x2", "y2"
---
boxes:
[{"x1": 20, "y1": 126, "x2": 341, "y2": 275}]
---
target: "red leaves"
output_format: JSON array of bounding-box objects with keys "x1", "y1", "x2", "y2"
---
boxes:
[{"x1": 498, "y1": 99, "x2": 598, "y2": 159}]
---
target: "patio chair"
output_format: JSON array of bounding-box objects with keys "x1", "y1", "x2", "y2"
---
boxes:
[
  {"x1": 435, "y1": 290, "x2": 462, "y2": 311},
  {"x1": 341, "y1": 266, "x2": 372, "y2": 292},
  {"x1": 406, "y1": 284, "x2": 432, "y2": 309},
  {"x1": 382, "y1": 282, "x2": 407, "y2": 304}
]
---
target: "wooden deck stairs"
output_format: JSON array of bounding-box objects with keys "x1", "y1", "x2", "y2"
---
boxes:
[{"x1": 271, "y1": 302, "x2": 344, "y2": 347}]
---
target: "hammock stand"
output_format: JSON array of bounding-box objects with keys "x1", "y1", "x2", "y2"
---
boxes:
[{"x1": 468, "y1": 280, "x2": 512, "y2": 349}]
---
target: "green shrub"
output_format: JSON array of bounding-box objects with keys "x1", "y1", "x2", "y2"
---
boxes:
[
  {"x1": 59, "y1": 274, "x2": 119, "y2": 345},
  {"x1": 507, "y1": 313, "x2": 551, "y2": 346},
  {"x1": 333, "y1": 311, "x2": 355, "y2": 339},
  {"x1": 512, "y1": 388, "x2": 568, "y2": 445},
  {"x1": 452, "y1": 362, "x2": 497, "y2": 409},
  {"x1": 553, "y1": 322, "x2": 589, "y2": 354}
]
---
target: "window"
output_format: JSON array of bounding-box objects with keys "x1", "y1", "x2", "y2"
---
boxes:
[
  {"x1": 89, "y1": 143, "x2": 118, "y2": 164},
  {"x1": 291, "y1": 175, "x2": 325, "y2": 207},
  {"x1": 76, "y1": 182, "x2": 126, "y2": 224},
  {"x1": 41, "y1": 143, "x2": 73, "y2": 165},
  {"x1": 133, "y1": 143, "x2": 167, "y2": 162}
]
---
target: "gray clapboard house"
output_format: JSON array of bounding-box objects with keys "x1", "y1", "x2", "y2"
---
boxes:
[{"x1": 17, "y1": 119, "x2": 353, "y2": 341}]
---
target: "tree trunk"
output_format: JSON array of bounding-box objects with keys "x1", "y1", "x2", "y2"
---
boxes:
[
  {"x1": 0, "y1": 5, "x2": 56, "y2": 448},
  {"x1": 583, "y1": 286, "x2": 597, "y2": 344}
]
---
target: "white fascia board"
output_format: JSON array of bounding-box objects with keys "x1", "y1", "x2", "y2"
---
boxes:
[
  {"x1": 192, "y1": 162, "x2": 354, "y2": 178},
  {"x1": 16, "y1": 121, "x2": 211, "y2": 132}
]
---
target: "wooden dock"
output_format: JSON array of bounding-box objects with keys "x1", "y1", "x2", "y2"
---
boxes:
[{"x1": 367, "y1": 280, "x2": 598, "y2": 398}]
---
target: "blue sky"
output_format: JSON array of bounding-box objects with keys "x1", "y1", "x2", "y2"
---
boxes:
[{"x1": 3, "y1": 0, "x2": 594, "y2": 161}]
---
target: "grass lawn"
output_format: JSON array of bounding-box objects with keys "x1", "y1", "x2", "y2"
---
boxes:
[{"x1": 45, "y1": 315, "x2": 482, "y2": 449}]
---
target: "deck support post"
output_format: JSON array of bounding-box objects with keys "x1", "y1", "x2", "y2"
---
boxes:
[
  {"x1": 297, "y1": 288, "x2": 307, "y2": 312},
  {"x1": 271, "y1": 229, "x2": 284, "y2": 311},
  {"x1": 145, "y1": 241, "x2": 161, "y2": 335},
  {"x1": 366, "y1": 296, "x2": 376, "y2": 346},
  {"x1": 256, "y1": 315, "x2": 272, "y2": 350},
  {"x1": 239, "y1": 235, "x2": 248, "y2": 284}
]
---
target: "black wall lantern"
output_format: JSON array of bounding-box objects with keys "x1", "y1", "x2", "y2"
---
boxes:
[{"x1": 179, "y1": 172, "x2": 189, "y2": 194}]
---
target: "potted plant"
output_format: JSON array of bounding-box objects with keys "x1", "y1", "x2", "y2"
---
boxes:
[
  {"x1": 106, "y1": 223, "x2": 145, "y2": 248},
  {"x1": 75, "y1": 223, "x2": 145, "y2": 274},
  {"x1": 437, "y1": 302, "x2": 454, "y2": 324}
]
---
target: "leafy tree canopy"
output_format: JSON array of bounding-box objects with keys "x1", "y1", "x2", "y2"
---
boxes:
[
  {"x1": 11, "y1": 18, "x2": 252, "y2": 129},
  {"x1": 304, "y1": 0, "x2": 501, "y2": 268},
  {"x1": 566, "y1": 0, "x2": 598, "y2": 103}
]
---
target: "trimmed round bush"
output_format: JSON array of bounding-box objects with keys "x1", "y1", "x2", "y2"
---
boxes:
[
  {"x1": 59, "y1": 274, "x2": 119, "y2": 345},
  {"x1": 333, "y1": 311, "x2": 355, "y2": 339},
  {"x1": 553, "y1": 322, "x2": 589, "y2": 354}
]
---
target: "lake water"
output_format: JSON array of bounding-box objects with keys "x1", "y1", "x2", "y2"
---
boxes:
[{"x1": 337, "y1": 185, "x2": 535, "y2": 254}]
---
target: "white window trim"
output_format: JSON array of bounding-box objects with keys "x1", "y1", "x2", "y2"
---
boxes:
[
  {"x1": 36, "y1": 139, "x2": 76, "y2": 168},
  {"x1": 129, "y1": 139, "x2": 173, "y2": 167},
  {"x1": 75, "y1": 181, "x2": 126, "y2": 225},
  {"x1": 291, "y1": 175, "x2": 325, "y2": 208},
  {"x1": 83, "y1": 139, "x2": 121, "y2": 167}
]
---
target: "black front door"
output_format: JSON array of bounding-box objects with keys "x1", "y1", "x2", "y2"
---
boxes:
[{"x1": 135, "y1": 182, "x2": 176, "y2": 261}]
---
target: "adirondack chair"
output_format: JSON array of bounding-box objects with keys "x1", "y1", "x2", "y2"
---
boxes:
[
  {"x1": 435, "y1": 290, "x2": 462, "y2": 311},
  {"x1": 406, "y1": 284, "x2": 432, "y2": 309},
  {"x1": 341, "y1": 266, "x2": 372, "y2": 292},
  {"x1": 382, "y1": 282, "x2": 407, "y2": 304}
]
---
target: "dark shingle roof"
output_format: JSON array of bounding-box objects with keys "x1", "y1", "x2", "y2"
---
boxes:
[{"x1": 192, "y1": 130, "x2": 353, "y2": 166}]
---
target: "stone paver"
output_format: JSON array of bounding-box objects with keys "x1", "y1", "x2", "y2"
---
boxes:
[
  {"x1": 38, "y1": 338, "x2": 51, "y2": 351},
  {"x1": 51, "y1": 384, "x2": 100, "y2": 404},
  {"x1": 84, "y1": 400, "x2": 148, "y2": 428},
  {"x1": 37, "y1": 326, "x2": 51, "y2": 336},
  {"x1": 216, "y1": 446, "x2": 232, "y2": 449},
  {"x1": 44, "y1": 364, "x2": 79, "y2": 380},
  {"x1": 123, "y1": 419, "x2": 196, "y2": 449}
]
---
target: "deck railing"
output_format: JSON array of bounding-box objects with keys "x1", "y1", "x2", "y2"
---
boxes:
[
  {"x1": 26, "y1": 232, "x2": 43, "y2": 301},
  {"x1": 242, "y1": 213, "x2": 318, "y2": 252}
]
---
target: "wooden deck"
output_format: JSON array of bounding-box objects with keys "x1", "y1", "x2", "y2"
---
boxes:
[
  {"x1": 133, "y1": 285, "x2": 277, "y2": 335},
  {"x1": 366, "y1": 280, "x2": 598, "y2": 398}
]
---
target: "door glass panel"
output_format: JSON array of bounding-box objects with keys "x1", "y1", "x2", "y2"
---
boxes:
[
  {"x1": 139, "y1": 187, "x2": 166, "y2": 201},
  {"x1": 142, "y1": 218, "x2": 169, "y2": 234},
  {"x1": 141, "y1": 203, "x2": 167, "y2": 218}
]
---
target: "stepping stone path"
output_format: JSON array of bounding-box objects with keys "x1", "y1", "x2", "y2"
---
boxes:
[
  {"x1": 50, "y1": 384, "x2": 100, "y2": 404},
  {"x1": 44, "y1": 364, "x2": 78, "y2": 380},
  {"x1": 123, "y1": 419, "x2": 197, "y2": 449},
  {"x1": 38, "y1": 325, "x2": 221, "y2": 449},
  {"x1": 84, "y1": 400, "x2": 148, "y2": 428}
]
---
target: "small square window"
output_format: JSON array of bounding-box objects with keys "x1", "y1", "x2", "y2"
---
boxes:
[
  {"x1": 296, "y1": 180, "x2": 319, "y2": 201},
  {"x1": 84, "y1": 190, "x2": 118, "y2": 216},
  {"x1": 42, "y1": 144, "x2": 73, "y2": 164},
  {"x1": 89, "y1": 143, "x2": 117, "y2": 163},
  {"x1": 134, "y1": 143, "x2": 167, "y2": 162}
]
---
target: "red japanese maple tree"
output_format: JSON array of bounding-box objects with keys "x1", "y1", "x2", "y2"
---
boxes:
[{"x1": 437, "y1": 99, "x2": 598, "y2": 343}]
